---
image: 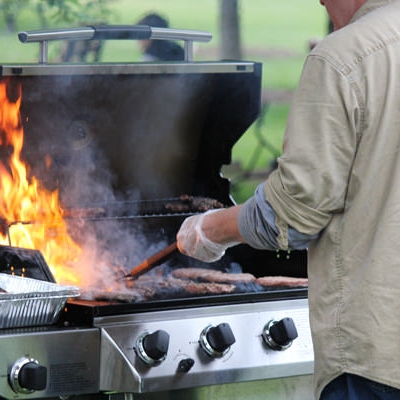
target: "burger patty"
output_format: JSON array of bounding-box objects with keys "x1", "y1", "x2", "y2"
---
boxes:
[
  {"x1": 256, "y1": 276, "x2": 308, "y2": 287},
  {"x1": 127, "y1": 275, "x2": 236, "y2": 297},
  {"x1": 172, "y1": 267, "x2": 256, "y2": 284}
]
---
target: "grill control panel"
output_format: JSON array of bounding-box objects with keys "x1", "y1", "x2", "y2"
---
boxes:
[
  {"x1": 0, "y1": 329, "x2": 100, "y2": 399},
  {"x1": 97, "y1": 298, "x2": 313, "y2": 394}
]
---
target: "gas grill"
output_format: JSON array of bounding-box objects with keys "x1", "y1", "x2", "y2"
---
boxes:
[{"x1": 0, "y1": 26, "x2": 314, "y2": 400}]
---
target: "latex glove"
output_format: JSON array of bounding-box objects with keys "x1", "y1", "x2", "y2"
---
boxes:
[{"x1": 177, "y1": 210, "x2": 239, "y2": 262}]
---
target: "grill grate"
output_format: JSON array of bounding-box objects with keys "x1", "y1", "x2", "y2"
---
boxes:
[{"x1": 65, "y1": 196, "x2": 226, "y2": 220}]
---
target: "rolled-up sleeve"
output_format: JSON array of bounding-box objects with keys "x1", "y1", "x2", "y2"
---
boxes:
[
  {"x1": 238, "y1": 184, "x2": 280, "y2": 250},
  {"x1": 238, "y1": 183, "x2": 319, "y2": 250}
]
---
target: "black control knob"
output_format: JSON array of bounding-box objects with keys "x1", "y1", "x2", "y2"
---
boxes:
[
  {"x1": 262, "y1": 318, "x2": 298, "y2": 351},
  {"x1": 200, "y1": 323, "x2": 236, "y2": 357},
  {"x1": 19, "y1": 363, "x2": 47, "y2": 391},
  {"x1": 177, "y1": 358, "x2": 195, "y2": 373},
  {"x1": 135, "y1": 330, "x2": 170, "y2": 365},
  {"x1": 10, "y1": 358, "x2": 47, "y2": 393}
]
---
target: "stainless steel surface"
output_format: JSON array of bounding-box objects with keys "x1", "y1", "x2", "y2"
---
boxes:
[
  {"x1": 39, "y1": 41, "x2": 48, "y2": 64},
  {"x1": 18, "y1": 26, "x2": 212, "y2": 44},
  {"x1": 18, "y1": 27, "x2": 96, "y2": 43},
  {"x1": 96, "y1": 298, "x2": 313, "y2": 394},
  {"x1": 0, "y1": 61, "x2": 257, "y2": 76},
  {"x1": 17, "y1": 26, "x2": 212, "y2": 63},
  {"x1": 0, "y1": 328, "x2": 100, "y2": 399},
  {"x1": 19, "y1": 27, "x2": 94, "y2": 64},
  {"x1": 0, "y1": 274, "x2": 79, "y2": 328},
  {"x1": 183, "y1": 41, "x2": 193, "y2": 62},
  {"x1": 150, "y1": 27, "x2": 212, "y2": 43}
]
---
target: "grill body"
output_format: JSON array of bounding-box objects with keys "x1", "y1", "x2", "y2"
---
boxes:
[{"x1": 0, "y1": 59, "x2": 313, "y2": 399}]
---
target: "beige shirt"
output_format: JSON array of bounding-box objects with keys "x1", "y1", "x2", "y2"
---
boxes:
[{"x1": 261, "y1": 0, "x2": 400, "y2": 398}]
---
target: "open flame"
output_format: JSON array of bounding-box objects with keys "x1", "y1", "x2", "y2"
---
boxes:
[{"x1": 0, "y1": 80, "x2": 83, "y2": 285}]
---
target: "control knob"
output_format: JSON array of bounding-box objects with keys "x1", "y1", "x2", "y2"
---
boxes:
[
  {"x1": 262, "y1": 317, "x2": 298, "y2": 351},
  {"x1": 135, "y1": 329, "x2": 170, "y2": 366},
  {"x1": 177, "y1": 358, "x2": 195, "y2": 373},
  {"x1": 9, "y1": 357, "x2": 47, "y2": 394},
  {"x1": 199, "y1": 322, "x2": 236, "y2": 357}
]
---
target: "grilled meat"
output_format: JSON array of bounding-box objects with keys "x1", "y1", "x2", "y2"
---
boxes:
[
  {"x1": 165, "y1": 195, "x2": 225, "y2": 213},
  {"x1": 126, "y1": 275, "x2": 236, "y2": 296},
  {"x1": 172, "y1": 267, "x2": 256, "y2": 284},
  {"x1": 256, "y1": 276, "x2": 308, "y2": 288}
]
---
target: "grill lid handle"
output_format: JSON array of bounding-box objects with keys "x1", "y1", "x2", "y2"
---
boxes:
[
  {"x1": 91, "y1": 25, "x2": 151, "y2": 40},
  {"x1": 17, "y1": 25, "x2": 153, "y2": 43},
  {"x1": 17, "y1": 25, "x2": 212, "y2": 63}
]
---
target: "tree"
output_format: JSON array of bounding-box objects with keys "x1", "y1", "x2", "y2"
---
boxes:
[
  {"x1": 0, "y1": 0, "x2": 23, "y2": 32},
  {"x1": 0, "y1": 0, "x2": 113, "y2": 32},
  {"x1": 219, "y1": 0, "x2": 242, "y2": 60}
]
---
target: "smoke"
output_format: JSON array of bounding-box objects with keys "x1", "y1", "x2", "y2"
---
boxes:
[
  {"x1": 50, "y1": 127, "x2": 165, "y2": 291},
  {"x1": 16, "y1": 72, "x2": 214, "y2": 293},
  {"x1": 19, "y1": 87, "x2": 165, "y2": 290}
]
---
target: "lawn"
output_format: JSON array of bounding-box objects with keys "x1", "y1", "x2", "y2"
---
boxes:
[{"x1": 0, "y1": 0, "x2": 328, "y2": 203}]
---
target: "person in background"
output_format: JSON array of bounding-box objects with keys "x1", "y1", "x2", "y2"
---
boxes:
[
  {"x1": 136, "y1": 13, "x2": 184, "y2": 61},
  {"x1": 176, "y1": 0, "x2": 400, "y2": 399}
]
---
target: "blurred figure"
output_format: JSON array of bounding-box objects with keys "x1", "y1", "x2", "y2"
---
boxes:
[
  {"x1": 59, "y1": 40, "x2": 103, "y2": 63},
  {"x1": 58, "y1": 21, "x2": 104, "y2": 63},
  {"x1": 136, "y1": 13, "x2": 185, "y2": 61}
]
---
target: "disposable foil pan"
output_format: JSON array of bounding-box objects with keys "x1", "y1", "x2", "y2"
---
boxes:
[{"x1": 0, "y1": 273, "x2": 80, "y2": 328}]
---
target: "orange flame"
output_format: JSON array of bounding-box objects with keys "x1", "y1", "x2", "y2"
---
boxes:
[{"x1": 0, "y1": 80, "x2": 82, "y2": 285}]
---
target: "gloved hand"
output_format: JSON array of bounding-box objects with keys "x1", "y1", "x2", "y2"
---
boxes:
[{"x1": 176, "y1": 209, "x2": 239, "y2": 262}]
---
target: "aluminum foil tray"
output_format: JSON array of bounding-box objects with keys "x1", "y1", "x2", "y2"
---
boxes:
[{"x1": 0, "y1": 273, "x2": 80, "y2": 328}]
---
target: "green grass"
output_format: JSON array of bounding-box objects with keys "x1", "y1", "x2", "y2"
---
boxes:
[
  {"x1": 0, "y1": 0, "x2": 328, "y2": 203},
  {"x1": 225, "y1": 103, "x2": 291, "y2": 201}
]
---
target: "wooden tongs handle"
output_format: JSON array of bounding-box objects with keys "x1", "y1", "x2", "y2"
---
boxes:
[{"x1": 121, "y1": 241, "x2": 178, "y2": 280}]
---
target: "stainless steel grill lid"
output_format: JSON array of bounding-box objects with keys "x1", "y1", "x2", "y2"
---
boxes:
[{"x1": 1, "y1": 62, "x2": 262, "y2": 206}]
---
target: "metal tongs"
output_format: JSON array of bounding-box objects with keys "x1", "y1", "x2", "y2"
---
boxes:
[{"x1": 120, "y1": 241, "x2": 178, "y2": 280}]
